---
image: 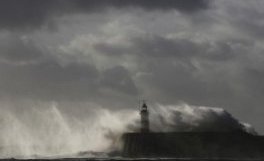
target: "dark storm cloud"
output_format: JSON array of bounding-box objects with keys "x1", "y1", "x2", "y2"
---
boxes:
[
  {"x1": 242, "y1": 68, "x2": 264, "y2": 99},
  {"x1": 94, "y1": 34, "x2": 238, "y2": 61},
  {"x1": 0, "y1": 31, "x2": 141, "y2": 102},
  {"x1": 0, "y1": 60, "x2": 98, "y2": 100},
  {"x1": 0, "y1": 34, "x2": 43, "y2": 62},
  {"x1": 0, "y1": 0, "x2": 209, "y2": 30},
  {"x1": 141, "y1": 61, "x2": 235, "y2": 106},
  {"x1": 141, "y1": 60, "x2": 209, "y2": 103},
  {"x1": 0, "y1": 59, "x2": 138, "y2": 101},
  {"x1": 92, "y1": 31, "x2": 253, "y2": 108},
  {"x1": 132, "y1": 35, "x2": 199, "y2": 58},
  {"x1": 0, "y1": 28, "x2": 252, "y2": 106},
  {"x1": 100, "y1": 66, "x2": 138, "y2": 95},
  {"x1": 72, "y1": 0, "x2": 209, "y2": 12},
  {"x1": 0, "y1": 0, "x2": 57, "y2": 30},
  {"x1": 215, "y1": 1, "x2": 264, "y2": 40}
]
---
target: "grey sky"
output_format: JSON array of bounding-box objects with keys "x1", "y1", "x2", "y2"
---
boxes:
[{"x1": 1, "y1": 0, "x2": 264, "y2": 133}]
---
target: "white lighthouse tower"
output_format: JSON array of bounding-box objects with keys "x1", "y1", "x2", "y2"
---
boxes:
[{"x1": 140, "y1": 101, "x2": 149, "y2": 133}]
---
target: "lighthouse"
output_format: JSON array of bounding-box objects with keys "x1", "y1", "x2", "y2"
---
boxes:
[{"x1": 140, "y1": 101, "x2": 149, "y2": 133}]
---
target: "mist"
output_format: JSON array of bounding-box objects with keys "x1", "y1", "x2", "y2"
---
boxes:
[
  {"x1": 150, "y1": 104, "x2": 256, "y2": 134},
  {"x1": 0, "y1": 102, "x2": 255, "y2": 158},
  {"x1": 0, "y1": 103, "x2": 137, "y2": 158}
]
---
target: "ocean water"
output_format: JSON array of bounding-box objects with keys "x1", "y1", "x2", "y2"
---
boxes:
[{"x1": 1, "y1": 158, "x2": 264, "y2": 161}]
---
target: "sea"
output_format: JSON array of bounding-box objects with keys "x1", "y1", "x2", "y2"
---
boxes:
[{"x1": 1, "y1": 158, "x2": 264, "y2": 161}]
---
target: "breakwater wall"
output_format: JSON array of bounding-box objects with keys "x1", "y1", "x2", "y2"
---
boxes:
[{"x1": 122, "y1": 132, "x2": 264, "y2": 158}]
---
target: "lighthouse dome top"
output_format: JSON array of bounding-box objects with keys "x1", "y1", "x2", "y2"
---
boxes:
[{"x1": 142, "y1": 102, "x2": 147, "y2": 110}]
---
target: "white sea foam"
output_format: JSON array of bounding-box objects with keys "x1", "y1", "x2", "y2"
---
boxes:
[{"x1": 0, "y1": 103, "x2": 255, "y2": 158}]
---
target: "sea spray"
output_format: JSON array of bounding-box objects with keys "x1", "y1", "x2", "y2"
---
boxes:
[
  {"x1": 0, "y1": 102, "x2": 256, "y2": 158},
  {"x1": 0, "y1": 103, "x2": 138, "y2": 158},
  {"x1": 150, "y1": 104, "x2": 256, "y2": 134}
]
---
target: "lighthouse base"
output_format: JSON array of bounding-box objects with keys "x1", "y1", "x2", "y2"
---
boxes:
[{"x1": 121, "y1": 132, "x2": 264, "y2": 158}]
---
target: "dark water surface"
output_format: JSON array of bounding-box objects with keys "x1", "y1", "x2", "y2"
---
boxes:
[{"x1": 2, "y1": 158, "x2": 264, "y2": 161}]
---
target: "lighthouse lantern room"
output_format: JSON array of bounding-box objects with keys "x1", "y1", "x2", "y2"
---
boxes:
[{"x1": 140, "y1": 101, "x2": 149, "y2": 133}]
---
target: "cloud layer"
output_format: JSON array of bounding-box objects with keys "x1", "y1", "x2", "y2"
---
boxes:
[
  {"x1": 0, "y1": 0, "x2": 209, "y2": 30},
  {"x1": 0, "y1": 0, "x2": 264, "y2": 134}
]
